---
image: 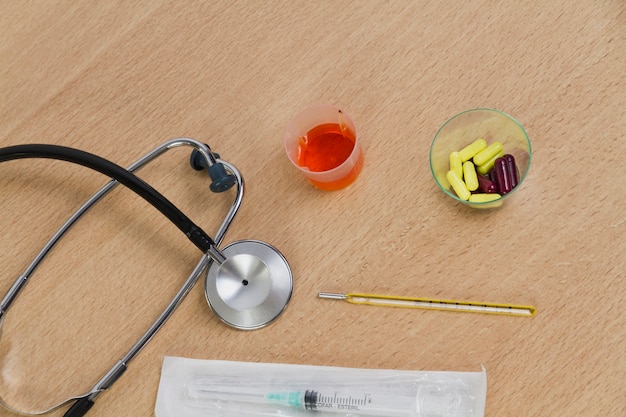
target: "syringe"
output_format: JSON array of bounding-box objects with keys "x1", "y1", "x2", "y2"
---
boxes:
[
  {"x1": 186, "y1": 386, "x2": 419, "y2": 417},
  {"x1": 268, "y1": 389, "x2": 415, "y2": 416}
]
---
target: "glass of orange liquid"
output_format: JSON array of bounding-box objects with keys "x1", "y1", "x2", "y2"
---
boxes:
[{"x1": 284, "y1": 104, "x2": 363, "y2": 191}]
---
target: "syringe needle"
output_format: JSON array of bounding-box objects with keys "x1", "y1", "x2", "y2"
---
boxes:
[{"x1": 319, "y1": 292, "x2": 536, "y2": 317}]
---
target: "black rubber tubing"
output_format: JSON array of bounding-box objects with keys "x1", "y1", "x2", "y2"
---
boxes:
[
  {"x1": 0, "y1": 144, "x2": 216, "y2": 253},
  {"x1": 63, "y1": 397, "x2": 94, "y2": 417}
]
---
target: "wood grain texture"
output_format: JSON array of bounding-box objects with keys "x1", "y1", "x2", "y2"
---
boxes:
[{"x1": 0, "y1": 1, "x2": 624, "y2": 416}]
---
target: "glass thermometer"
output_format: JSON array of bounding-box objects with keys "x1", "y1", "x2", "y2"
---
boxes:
[{"x1": 319, "y1": 292, "x2": 536, "y2": 317}]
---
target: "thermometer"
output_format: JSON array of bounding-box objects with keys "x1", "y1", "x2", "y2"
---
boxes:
[{"x1": 318, "y1": 292, "x2": 536, "y2": 317}]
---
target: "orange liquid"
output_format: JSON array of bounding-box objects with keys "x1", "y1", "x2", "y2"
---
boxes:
[{"x1": 297, "y1": 123, "x2": 363, "y2": 190}]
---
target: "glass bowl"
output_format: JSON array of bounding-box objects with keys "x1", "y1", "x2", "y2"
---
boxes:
[{"x1": 430, "y1": 108, "x2": 531, "y2": 209}]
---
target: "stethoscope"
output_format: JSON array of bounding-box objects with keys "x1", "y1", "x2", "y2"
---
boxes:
[{"x1": 0, "y1": 138, "x2": 293, "y2": 417}]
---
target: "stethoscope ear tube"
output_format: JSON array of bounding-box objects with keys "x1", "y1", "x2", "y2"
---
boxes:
[
  {"x1": 0, "y1": 139, "x2": 244, "y2": 416},
  {"x1": 62, "y1": 397, "x2": 94, "y2": 417}
]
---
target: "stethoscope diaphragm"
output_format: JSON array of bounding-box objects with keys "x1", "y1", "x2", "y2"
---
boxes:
[{"x1": 205, "y1": 240, "x2": 292, "y2": 330}]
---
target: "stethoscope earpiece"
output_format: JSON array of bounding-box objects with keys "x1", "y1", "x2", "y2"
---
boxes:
[
  {"x1": 208, "y1": 163, "x2": 237, "y2": 193},
  {"x1": 189, "y1": 147, "x2": 214, "y2": 170},
  {"x1": 189, "y1": 147, "x2": 237, "y2": 192}
]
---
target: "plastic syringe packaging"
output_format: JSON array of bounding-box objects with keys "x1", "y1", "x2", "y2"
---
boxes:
[{"x1": 155, "y1": 356, "x2": 487, "y2": 417}]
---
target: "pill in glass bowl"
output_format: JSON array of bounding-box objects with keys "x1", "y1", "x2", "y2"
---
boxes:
[
  {"x1": 473, "y1": 141, "x2": 503, "y2": 166},
  {"x1": 446, "y1": 170, "x2": 470, "y2": 200},
  {"x1": 504, "y1": 154, "x2": 519, "y2": 189},
  {"x1": 477, "y1": 174, "x2": 498, "y2": 193},
  {"x1": 469, "y1": 193, "x2": 502, "y2": 203},
  {"x1": 462, "y1": 161, "x2": 479, "y2": 191},
  {"x1": 458, "y1": 138, "x2": 487, "y2": 162},
  {"x1": 449, "y1": 151, "x2": 463, "y2": 177},
  {"x1": 494, "y1": 157, "x2": 513, "y2": 194},
  {"x1": 476, "y1": 150, "x2": 504, "y2": 175}
]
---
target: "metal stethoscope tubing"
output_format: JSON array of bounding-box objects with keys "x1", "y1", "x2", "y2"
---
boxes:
[{"x1": 0, "y1": 138, "x2": 242, "y2": 416}]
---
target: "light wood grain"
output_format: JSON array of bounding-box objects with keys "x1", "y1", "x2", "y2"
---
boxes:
[{"x1": 1, "y1": 1, "x2": 624, "y2": 416}]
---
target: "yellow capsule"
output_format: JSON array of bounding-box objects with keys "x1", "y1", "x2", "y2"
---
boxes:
[
  {"x1": 473, "y1": 141, "x2": 503, "y2": 166},
  {"x1": 446, "y1": 170, "x2": 470, "y2": 200},
  {"x1": 462, "y1": 161, "x2": 479, "y2": 191},
  {"x1": 469, "y1": 193, "x2": 502, "y2": 203},
  {"x1": 458, "y1": 138, "x2": 487, "y2": 162},
  {"x1": 449, "y1": 151, "x2": 463, "y2": 178},
  {"x1": 476, "y1": 150, "x2": 505, "y2": 175}
]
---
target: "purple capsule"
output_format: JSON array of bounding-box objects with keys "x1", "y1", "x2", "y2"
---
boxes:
[
  {"x1": 477, "y1": 174, "x2": 498, "y2": 193},
  {"x1": 504, "y1": 154, "x2": 519, "y2": 190},
  {"x1": 488, "y1": 167, "x2": 498, "y2": 184},
  {"x1": 494, "y1": 157, "x2": 513, "y2": 194}
]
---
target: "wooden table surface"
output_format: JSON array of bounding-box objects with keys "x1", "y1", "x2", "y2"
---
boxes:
[{"x1": 1, "y1": 1, "x2": 624, "y2": 416}]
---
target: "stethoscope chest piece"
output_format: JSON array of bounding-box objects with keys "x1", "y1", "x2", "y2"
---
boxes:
[{"x1": 205, "y1": 240, "x2": 292, "y2": 330}]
